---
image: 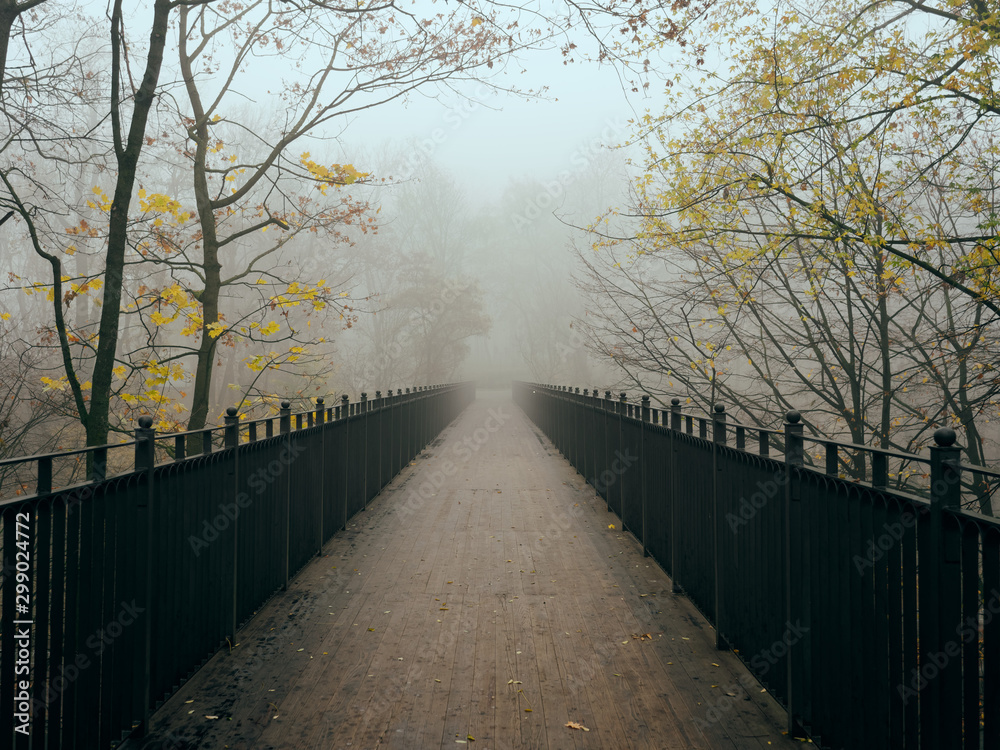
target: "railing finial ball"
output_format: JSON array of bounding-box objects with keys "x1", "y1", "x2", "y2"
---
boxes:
[
  {"x1": 281, "y1": 400, "x2": 291, "y2": 409},
  {"x1": 671, "y1": 397, "x2": 681, "y2": 406},
  {"x1": 714, "y1": 403, "x2": 725, "y2": 413},
  {"x1": 786, "y1": 410, "x2": 801, "y2": 424},
  {"x1": 933, "y1": 427, "x2": 957, "y2": 447},
  {"x1": 226, "y1": 406, "x2": 238, "y2": 417},
  {"x1": 138, "y1": 415, "x2": 153, "y2": 429},
  {"x1": 317, "y1": 397, "x2": 324, "y2": 406}
]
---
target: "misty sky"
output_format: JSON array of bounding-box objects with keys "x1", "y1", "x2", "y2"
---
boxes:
[{"x1": 343, "y1": 45, "x2": 645, "y2": 202}]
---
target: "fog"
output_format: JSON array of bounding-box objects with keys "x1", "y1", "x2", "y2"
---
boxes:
[
  {"x1": 3, "y1": 0, "x2": 998, "y2": 515},
  {"x1": 0, "y1": 0, "x2": 647, "y2": 460}
]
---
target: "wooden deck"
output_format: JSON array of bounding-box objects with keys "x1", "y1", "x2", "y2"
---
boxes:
[{"x1": 138, "y1": 391, "x2": 795, "y2": 750}]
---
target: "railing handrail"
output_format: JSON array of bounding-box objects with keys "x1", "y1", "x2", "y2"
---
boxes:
[
  {"x1": 0, "y1": 383, "x2": 466, "y2": 496},
  {"x1": 526, "y1": 381, "x2": 1000, "y2": 484}
]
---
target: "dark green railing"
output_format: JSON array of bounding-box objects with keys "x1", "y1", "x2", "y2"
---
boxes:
[
  {"x1": 515, "y1": 381, "x2": 1000, "y2": 750},
  {"x1": 0, "y1": 383, "x2": 475, "y2": 748}
]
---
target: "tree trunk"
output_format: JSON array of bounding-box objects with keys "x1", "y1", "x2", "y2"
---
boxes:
[
  {"x1": 0, "y1": 7, "x2": 15, "y2": 92},
  {"x1": 86, "y1": 0, "x2": 172, "y2": 446},
  {"x1": 178, "y1": 6, "x2": 222, "y2": 446}
]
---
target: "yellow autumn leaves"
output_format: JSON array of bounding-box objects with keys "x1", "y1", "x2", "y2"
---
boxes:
[
  {"x1": 300, "y1": 153, "x2": 369, "y2": 195},
  {"x1": 636, "y1": 0, "x2": 1000, "y2": 305}
]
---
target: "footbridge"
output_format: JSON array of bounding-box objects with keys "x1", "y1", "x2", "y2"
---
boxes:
[{"x1": 1, "y1": 383, "x2": 997, "y2": 750}]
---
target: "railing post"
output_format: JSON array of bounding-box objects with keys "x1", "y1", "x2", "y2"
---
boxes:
[
  {"x1": 925, "y1": 427, "x2": 962, "y2": 749},
  {"x1": 618, "y1": 392, "x2": 627, "y2": 519},
  {"x1": 713, "y1": 404, "x2": 727, "y2": 650},
  {"x1": 224, "y1": 406, "x2": 239, "y2": 449},
  {"x1": 341, "y1": 395, "x2": 350, "y2": 531},
  {"x1": 360, "y1": 393, "x2": 369, "y2": 507},
  {"x1": 397, "y1": 389, "x2": 404, "y2": 473},
  {"x1": 280, "y1": 400, "x2": 292, "y2": 590},
  {"x1": 670, "y1": 398, "x2": 682, "y2": 594},
  {"x1": 591, "y1": 388, "x2": 599, "y2": 484},
  {"x1": 316, "y1": 398, "x2": 325, "y2": 556},
  {"x1": 574, "y1": 387, "x2": 581, "y2": 469},
  {"x1": 375, "y1": 391, "x2": 383, "y2": 496},
  {"x1": 133, "y1": 416, "x2": 156, "y2": 737},
  {"x1": 641, "y1": 395, "x2": 650, "y2": 558},
  {"x1": 604, "y1": 391, "x2": 613, "y2": 512},
  {"x1": 784, "y1": 409, "x2": 805, "y2": 737},
  {"x1": 224, "y1": 406, "x2": 240, "y2": 641}
]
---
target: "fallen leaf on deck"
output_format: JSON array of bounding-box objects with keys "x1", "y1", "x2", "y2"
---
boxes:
[
  {"x1": 565, "y1": 721, "x2": 590, "y2": 731},
  {"x1": 205, "y1": 715, "x2": 219, "y2": 720}
]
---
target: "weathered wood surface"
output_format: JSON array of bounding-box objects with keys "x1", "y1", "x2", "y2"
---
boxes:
[{"x1": 139, "y1": 391, "x2": 794, "y2": 749}]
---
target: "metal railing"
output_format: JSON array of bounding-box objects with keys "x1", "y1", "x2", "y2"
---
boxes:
[
  {"x1": 514, "y1": 382, "x2": 1000, "y2": 750},
  {"x1": 0, "y1": 383, "x2": 475, "y2": 748}
]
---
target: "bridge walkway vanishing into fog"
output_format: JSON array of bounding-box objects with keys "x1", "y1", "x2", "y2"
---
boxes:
[{"x1": 138, "y1": 391, "x2": 793, "y2": 750}]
